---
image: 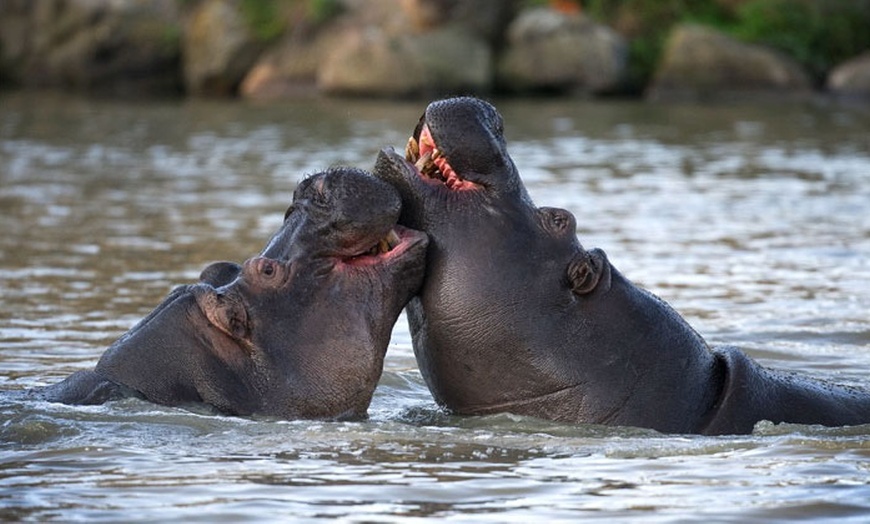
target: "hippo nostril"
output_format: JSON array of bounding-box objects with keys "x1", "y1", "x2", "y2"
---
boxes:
[{"x1": 249, "y1": 257, "x2": 278, "y2": 279}]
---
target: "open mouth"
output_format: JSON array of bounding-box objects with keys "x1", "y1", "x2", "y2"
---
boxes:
[
  {"x1": 364, "y1": 229, "x2": 402, "y2": 257},
  {"x1": 404, "y1": 123, "x2": 477, "y2": 191},
  {"x1": 344, "y1": 226, "x2": 421, "y2": 266}
]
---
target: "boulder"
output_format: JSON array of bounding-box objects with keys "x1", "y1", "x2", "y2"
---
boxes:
[
  {"x1": 317, "y1": 25, "x2": 491, "y2": 97},
  {"x1": 648, "y1": 24, "x2": 813, "y2": 101},
  {"x1": 240, "y1": 29, "x2": 336, "y2": 99},
  {"x1": 245, "y1": 0, "x2": 511, "y2": 99},
  {"x1": 398, "y1": 0, "x2": 516, "y2": 43},
  {"x1": 496, "y1": 7, "x2": 628, "y2": 94},
  {"x1": 0, "y1": 0, "x2": 182, "y2": 95},
  {"x1": 827, "y1": 51, "x2": 870, "y2": 99},
  {"x1": 447, "y1": 0, "x2": 518, "y2": 45},
  {"x1": 182, "y1": 0, "x2": 265, "y2": 96}
]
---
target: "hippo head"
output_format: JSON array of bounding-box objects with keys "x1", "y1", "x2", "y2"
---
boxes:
[
  {"x1": 374, "y1": 97, "x2": 539, "y2": 232},
  {"x1": 193, "y1": 167, "x2": 427, "y2": 419},
  {"x1": 94, "y1": 167, "x2": 427, "y2": 420},
  {"x1": 374, "y1": 96, "x2": 607, "y2": 300},
  {"x1": 260, "y1": 166, "x2": 410, "y2": 263}
]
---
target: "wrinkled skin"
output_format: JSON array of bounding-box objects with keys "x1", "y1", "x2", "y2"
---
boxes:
[
  {"x1": 36, "y1": 167, "x2": 428, "y2": 420},
  {"x1": 374, "y1": 97, "x2": 870, "y2": 435}
]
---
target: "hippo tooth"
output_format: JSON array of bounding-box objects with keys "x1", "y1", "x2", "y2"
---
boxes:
[
  {"x1": 377, "y1": 238, "x2": 391, "y2": 254},
  {"x1": 372, "y1": 230, "x2": 401, "y2": 255},
  {"x1": 406, "y1": 136, "x2": 419, "y2": 162},
  {"x1": 386, "y1": 229, "x2": 401, "y2": 249},
  {"x1": 415, "y1": 150, "x2": 433, "y2": 172},
  {"x1": 432, "y1": 148, "x2": 442, "y2": 160}
]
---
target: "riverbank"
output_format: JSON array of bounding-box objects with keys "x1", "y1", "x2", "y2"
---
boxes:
[{"x1": 1, "y1": 0, "x2": 869, "y2": 102}]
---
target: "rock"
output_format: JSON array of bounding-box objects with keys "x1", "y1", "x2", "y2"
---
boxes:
[
  {"x1": 648, "y1": 25, "x2": 813, "y2": 101},
  {"x1": 399, "y1": 0, "x2": 450, "y2": 32},
  {"x1": 244, "y1": 0, "x2": 511, "y2": 99},
  {"x1": 316, "y1": 27, "x2": 423, "y2": 97},
  {"x1": 448, "y1": 0, "x2": 518, "y2": 45},
  {"x1": 182, "y1": 0, "x2": 265, "y2": 96},
  {"x1": 240, "y1": 29, "x2": 336, "y2": 99},
  {"x1": 0, "y1": 0, "x2": 182, "y2": 95},
  {"x1": 317, "y1": 25, "x2": 491, "y2": 97},
  {"x1": 496, "y1": 7, "x2": 628, "y2": 95},
  {"x1": 827, "y1": 51, "x2": 870, "y2": 99},
  {"x1": 398, "y1": 0, "x2": 516, "y2": 42}
]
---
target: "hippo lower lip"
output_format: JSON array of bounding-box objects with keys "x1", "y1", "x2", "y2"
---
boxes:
[{"x1": 405, "y1": 124, "x2": 477, "y2": 191}]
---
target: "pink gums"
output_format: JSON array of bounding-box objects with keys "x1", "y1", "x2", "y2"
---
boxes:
[{"x1": 418, "y1": 125, "x2": 479, "y2": 191}]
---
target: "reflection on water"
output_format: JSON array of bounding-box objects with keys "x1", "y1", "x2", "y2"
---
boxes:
[{"x1": 1, "y1": 92, "x2": 870, "y2": 521}]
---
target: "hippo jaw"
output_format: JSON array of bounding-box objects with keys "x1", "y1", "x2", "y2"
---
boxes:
[
  {"x1": 335, "y1": 225, "x2": 427, "y2": 271},
  {"x1": 248, "y1": 225, "x2": 424, "y2": 290},
  {"x1": 405, "y1": 121, "x2": 479, "y2": 191},
  {"x1": 199, "y1": 221, "x2": 426, "y2": 345},
  {"x1": 401, "y1": 97, "x2": 520, "y2": 194}
]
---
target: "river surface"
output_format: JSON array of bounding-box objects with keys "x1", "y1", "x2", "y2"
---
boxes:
[{"x1": 1, "y1": 92, "x2": 869, "y2": 522}]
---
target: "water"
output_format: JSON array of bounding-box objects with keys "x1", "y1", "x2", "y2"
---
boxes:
[{"x1": 1, "y1": 92, "x2": 870, "y2": 521}]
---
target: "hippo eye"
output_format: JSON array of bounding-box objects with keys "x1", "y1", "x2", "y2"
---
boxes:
[
  {"x1": 283, "y1": 204, "x2": 295, "y2": 220},
  {"x1": 261, "y1": 261, "x2": 275, "y2": 277}
]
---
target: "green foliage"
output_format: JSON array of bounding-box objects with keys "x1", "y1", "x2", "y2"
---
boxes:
[
  {"x1": 730, "y1": 0, "x2": 870, "y2": 80},
  {"x1": 238, "y1": 0, "x2": 344, "y2": 40},
  {"x1": 307, "y1": 0, "x2": 344, "y2": 25},
  {"x1": 240, "y1": 0, "x2": 287, "y2": 42},
  {"x1": 583, "y1": 0, "x2": 734, "y2": 92},
  {"x1": 582, "y1": 0, "x2": 870, "y2": 90}
]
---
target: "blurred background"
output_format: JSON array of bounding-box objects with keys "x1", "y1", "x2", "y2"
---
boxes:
[{"x1": 2, "y1": 0, "x2": 870, "y2": 101}]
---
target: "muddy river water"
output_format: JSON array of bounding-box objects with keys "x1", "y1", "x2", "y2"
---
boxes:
[{"x1": 1, "y1": 92, "x2": 869, "y2": 521}]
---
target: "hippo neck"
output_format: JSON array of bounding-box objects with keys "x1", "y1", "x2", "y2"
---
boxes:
[
  {"x1": 410, "y1": 193, "x2": 579, "y2": 411},
  {"x1": 575, "y1": 266, "x2": 722, "y2": 432},
  {"x1": 426, "y1": 185, "x2": 539, "y2": 253},
  {"x1": 246, "y1": 275, "x2": 389, "y2": 415}
]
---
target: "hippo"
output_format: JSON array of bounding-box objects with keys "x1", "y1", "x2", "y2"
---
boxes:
[
  {"x1": 35, "y1": 167, "x2": 428, "y2": 420},
  {"x1": 373, "y1": 96, "x2": 870, "y2": 435}
]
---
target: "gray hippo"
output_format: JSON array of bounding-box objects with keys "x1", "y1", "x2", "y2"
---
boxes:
[
  {"x1": 34, "y1": 167, "x2": 428, "y2": 420},
  {"x1": 373, "y1": 96, "x2": 870, "y2": 435}
]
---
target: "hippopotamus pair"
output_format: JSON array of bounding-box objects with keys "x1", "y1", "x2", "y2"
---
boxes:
[
  {"x1": 373, "y1": 96, "x2": 870, "y2": 435},
  {"x1": 31, "y1": 98, "x2": 870, "y2": 435},
  {"x1": 36, "y1": 168, "x2": 427, "y2": 420}
]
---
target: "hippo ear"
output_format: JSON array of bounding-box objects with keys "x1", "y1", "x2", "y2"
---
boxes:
[
  {"x1": 567, "y1": 249, "x2": 608, "y2": 296},
  {"x1": 193, "y1": 286, "x2": 250, "y2": 341},
  {"x1": 199, "y1": 262, "x2": 242, "y2": 287},
  {"x1": 209, "y1": 298, "x2": 249, "y2": 340}
]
